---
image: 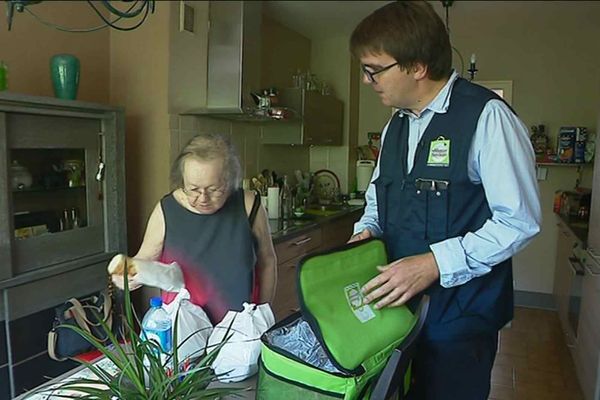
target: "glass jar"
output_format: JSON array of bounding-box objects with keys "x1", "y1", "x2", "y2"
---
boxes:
[
  {"x1": 10, "y1": 160, "x2": 33, "y2": 190},
  {"x1": 62, "y1": 159, "x2": 84, "y2": 187}
]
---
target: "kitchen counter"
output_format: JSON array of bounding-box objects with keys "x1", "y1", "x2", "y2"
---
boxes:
[
  {"x1": 556, "y1": 213, "x2": 589, "y2": 246},
  {"x1": 268, "y1": 205, "x2": 364, "y2": 244}
]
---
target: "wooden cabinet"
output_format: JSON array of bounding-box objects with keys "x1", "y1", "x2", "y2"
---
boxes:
[
  {"x1": 0, "y1": 93, "x2": 126, "y2": 399},
  {"x1": 574, "y1": 258, "x2": 600, "y2": 400},
  {"x1": 0, "y1": 94, "x2": 126, "y2": 288},
  {"x1": 553, "y1": 220, "x2": 579, "y2": 345},
  {"x1": 588, "y1": 125, "x2": 600, "y2": 256},
  {"x1": 272, "y1": 227, "x2": 321, "y2": 320},
  {"x1": 320, "y1": 210, "x2": 362, "y2": 251},
  {"x1": 270, "y1": 209, "x2": 363, "y2": 321},
  {"x1": 261, "y1": 88, "x2": 343, "y2": 146}
]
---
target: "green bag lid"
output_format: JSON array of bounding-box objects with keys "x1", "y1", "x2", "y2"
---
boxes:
[{"x1": 297, "y1": 238, "x2": 416, "y2": 373}]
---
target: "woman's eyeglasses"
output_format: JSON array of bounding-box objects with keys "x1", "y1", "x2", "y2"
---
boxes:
[{"x1": 182, "y1": 185, "x2": 227, "y2": 200}]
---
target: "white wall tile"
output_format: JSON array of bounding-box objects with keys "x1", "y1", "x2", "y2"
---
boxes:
[{"x1": 169, "y1": 114, "x2": 180, "y2": 130}]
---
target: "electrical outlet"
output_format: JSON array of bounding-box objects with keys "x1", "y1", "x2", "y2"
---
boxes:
[
  {"x1": 179, "y1": 1, "x2": 195, "y2": 34},
  {"x1": 536, "y1": 166, "x2": 548, "y2": 181}
]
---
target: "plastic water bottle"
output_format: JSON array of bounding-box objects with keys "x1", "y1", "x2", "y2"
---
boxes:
[{"x1": 141, "y1": 297, "x2": 172, "y2": 368}]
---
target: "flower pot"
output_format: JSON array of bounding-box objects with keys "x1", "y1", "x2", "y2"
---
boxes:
[{"x1": 50, "y1": 54, "x2": 80, "y2": 100}]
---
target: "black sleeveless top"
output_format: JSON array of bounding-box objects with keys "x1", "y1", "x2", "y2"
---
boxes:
[{"x1": 159, "y1": 189, "x2": 257, "y2": 323}]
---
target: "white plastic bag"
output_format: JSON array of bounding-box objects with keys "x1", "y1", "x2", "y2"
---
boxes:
[
  {"x1": 107, "y1": 254, "x2": 185, "y2": 292},
  {"x1": 163, "y1": 289, "x2": 213, "y2": 361},
  {"x1": 133, "y1": 259, "x2": 185, "y2": 292},
  {"x1": 207, "y1": 302, "x2": 275, "y2": 382}
]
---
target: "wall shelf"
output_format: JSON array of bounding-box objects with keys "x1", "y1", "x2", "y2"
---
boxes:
[{"x1": 536, "y1": 162, "x2": 592, "y2": 167}]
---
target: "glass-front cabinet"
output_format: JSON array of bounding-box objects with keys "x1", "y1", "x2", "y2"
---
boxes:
[
  {"x1": 0, "y1": 93, "x2": 126, "y2": 295},
  {"x1": 8, "y1": 114, "x2": 107, "y2": 274},
  {"x1": 0, "y1": 93, "x2": 126, "y2": 399}
]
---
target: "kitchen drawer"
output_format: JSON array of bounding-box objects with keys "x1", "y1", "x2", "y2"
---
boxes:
[
  {"x1": 320, "y1": 210, "x2": 361, "y2": 251},
  {"x1": 274, "y1": 228, "x2": 322, "y2": 265},
  {"x1": 580, "y1": 269, "x2": 600, "y2": 340},
  {"x1": 272, "y1": 255, "x2": 301, "y2": 321},
  {"x1": 3, "y1": 261, "x2": 109, "y2": 321}
]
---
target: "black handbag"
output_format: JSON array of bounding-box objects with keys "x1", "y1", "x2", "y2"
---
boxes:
[{"x1": 47, "y1": 291, "x2": 113, "y2": 361}]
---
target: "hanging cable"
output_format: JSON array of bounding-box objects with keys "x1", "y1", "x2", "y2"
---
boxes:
[
  {"x1": 441, "y1": 0, "x2": 465, "y2": 78},
  {"x1": 23, "y1": 1, "x2": 140, "y2": 33},
  {"x1": 100, "y1": 0, "x2": 147, "y2": 19},
  {"x1": 87, "y1": 0, "x2": 151, "y2": 32},
  {"x1": 6, "y1": 0, "x2": 155, "y2": 32}
]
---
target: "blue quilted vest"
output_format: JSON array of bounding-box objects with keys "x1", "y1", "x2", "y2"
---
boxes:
[{"x1": 375, "y1": 78, "x2": 514, "y2": 341}]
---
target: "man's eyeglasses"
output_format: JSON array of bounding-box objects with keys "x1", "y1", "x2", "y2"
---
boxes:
[
  {"x1": 182, "y1": 185, "x2": 227, "y2": 200},
  {"x1": 361, "y1": 62, "x2": 399, "y2": 84}
]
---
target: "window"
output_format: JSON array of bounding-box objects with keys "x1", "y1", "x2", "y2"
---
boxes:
[{"x1": 474, "y1": 80, "x2": 513, "y2": 105}]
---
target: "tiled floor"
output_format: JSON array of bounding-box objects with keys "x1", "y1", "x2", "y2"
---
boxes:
[{"x1": 489, "y1": 307, "x2": 584, "y2": 400}]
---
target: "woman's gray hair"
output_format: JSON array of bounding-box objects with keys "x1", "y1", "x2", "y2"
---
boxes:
[{"x1": 171, "y1": 133, "x2": 242, "y2": 191}]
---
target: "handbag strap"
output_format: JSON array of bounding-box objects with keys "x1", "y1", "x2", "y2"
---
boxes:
[
  {"x1": 248, "y1": 191, "x2": 260, "y2": 227},
  {"x1": 47, "y1": 299, "x2": 91, "y2": 362},
  {"x1": 48, "y1": 290, "x2": 113, "y2": 362},
  {"x1": 66, "y1": 292, "x2": 113, "y2": 330},
  {"x1": 47, "y1": 330, "x2": 66, "y2": 361}
]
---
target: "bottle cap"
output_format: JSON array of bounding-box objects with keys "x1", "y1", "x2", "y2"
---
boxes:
[{"x1": 150, "y1": 297, "x2": 163, "y2": 308}]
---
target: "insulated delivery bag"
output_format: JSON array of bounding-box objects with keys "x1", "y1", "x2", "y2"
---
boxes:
[{"x1": 257, "y1": 239, "x2": 422, "y2": 399}]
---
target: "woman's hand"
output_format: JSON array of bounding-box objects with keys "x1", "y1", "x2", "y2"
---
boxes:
[
  {"x1": 107, "y1": 253, "x2": 142, "y2": 291},
  {"x1": 111, "y1": 274, "x2": 142, "y2": 291}
]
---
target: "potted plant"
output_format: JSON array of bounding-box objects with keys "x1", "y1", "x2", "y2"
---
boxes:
[{"x1": 35, "y1": 267, "x2": 243, "y2": 399}]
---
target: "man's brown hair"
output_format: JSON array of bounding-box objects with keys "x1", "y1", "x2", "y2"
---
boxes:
[{"x1": 350, "y1": 1, "x2": 452, "y2": 81}]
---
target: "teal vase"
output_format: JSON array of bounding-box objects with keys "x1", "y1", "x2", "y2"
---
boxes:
[{"x1": 50, "y1": 54, "x2": 80, "y2": 100}]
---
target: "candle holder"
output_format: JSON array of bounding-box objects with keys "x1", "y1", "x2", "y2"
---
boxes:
[
  {"x1": 468, "y1": 62, "x2": 478, "y2": 81},
  {"x1": 468, "y1": 53, "x2": 478, "y2": 81}
]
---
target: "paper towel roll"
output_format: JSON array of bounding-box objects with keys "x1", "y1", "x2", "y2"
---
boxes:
[
  {"x1": 267, "y1": 187, "x2": 280, "y2": 219},
  {"x1": 356, "y1": 160, "x2": 375, "y2": 192}
]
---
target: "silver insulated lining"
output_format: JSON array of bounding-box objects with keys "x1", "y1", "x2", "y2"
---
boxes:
[{"x1": 264, "y1": 316, "x2": 345, "y2": 374}]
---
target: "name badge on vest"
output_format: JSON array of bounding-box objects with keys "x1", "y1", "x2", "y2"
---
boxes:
[{"x1": 427, "y1": 136, "x2": 450, "y2": 167}]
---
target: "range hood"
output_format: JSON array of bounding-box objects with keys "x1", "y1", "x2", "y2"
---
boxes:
[{"x1": 183, "y1": 1, "x2": 263, "y2": 120}]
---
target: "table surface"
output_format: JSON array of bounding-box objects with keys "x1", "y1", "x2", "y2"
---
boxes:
[{"x1": 15, "y1": 357, "x2": 257, "y2": 400}]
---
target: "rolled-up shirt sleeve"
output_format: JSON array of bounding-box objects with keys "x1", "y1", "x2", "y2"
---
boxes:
[
  {"x1": 430, "y1": 100, "x2": 542, "y2": 288},
  {"x1": 353, "y1": 170, "x2": 383, "y2": 237},
  {"x1": 353, "y1": 120, "x2": 392, "y2": 238}
]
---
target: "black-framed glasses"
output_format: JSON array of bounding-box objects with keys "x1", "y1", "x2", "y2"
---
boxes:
[{"x1": 361, "y1": 62, "x2": 399, "y2": 83}]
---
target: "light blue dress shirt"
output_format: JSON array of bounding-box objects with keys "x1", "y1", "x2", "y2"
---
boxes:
[{"x1": 354, "y1": 71, "x2": 542, "y2": 288}]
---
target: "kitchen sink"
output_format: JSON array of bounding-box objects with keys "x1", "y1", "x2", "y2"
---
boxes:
[{"x1": 304, "y1": 204, "x2": 348, "y2": 217}]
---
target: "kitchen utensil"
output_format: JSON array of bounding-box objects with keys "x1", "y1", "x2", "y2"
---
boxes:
[{"x1": 251, "y1": 91, "x2": 271, "y2": 110}]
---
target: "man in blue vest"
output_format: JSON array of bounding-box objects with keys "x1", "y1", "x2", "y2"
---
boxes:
[{"x1": 349, "y1": 2, "x2": 541, "y2": 399}]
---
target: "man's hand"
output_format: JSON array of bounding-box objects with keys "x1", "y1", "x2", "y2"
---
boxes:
[
  {"x1": 348, "y1": 229, "x2": 372, "y2": 243},
  {"x1": 362, "y1": 252, "x2": 440, "y2": 309}
]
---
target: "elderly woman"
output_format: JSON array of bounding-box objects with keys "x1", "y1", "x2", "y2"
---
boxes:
[{"x1": 115, "y1": 133, "x2": 277, "y2": 323}]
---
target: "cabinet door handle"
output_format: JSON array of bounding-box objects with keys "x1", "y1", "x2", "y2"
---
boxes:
[
  {"x1": 568, "y1": 257, "x2": 585, "y2": 276},
  {"x1": 293, "y1": 237, "x2": 312, "y2": 246},
  {"x1": 584, "y1": 261, "x2": 600, "y2": 276},
  {"x1": 588, "y1": 246, "x2": 600, "y2": 260}
]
